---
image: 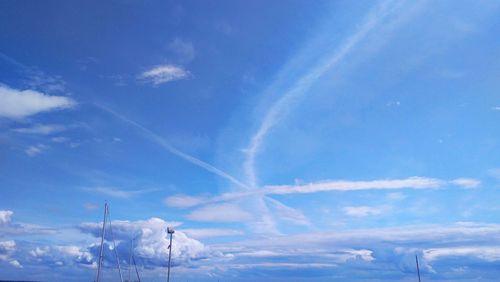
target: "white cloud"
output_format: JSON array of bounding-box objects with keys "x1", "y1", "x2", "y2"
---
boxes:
[
  {"x1": 79, "y1": 217, "x2": 218, "y2": 267},
  {"x1": 450, "y1": 178, "x2": 481, "y2": 188},
  {"x1": 0, "y1": 240, "x2": 22, "y2": 268},
  {"x1": 25, "y1": 144, "x2": 48, "y2": 157},
  {"x1": 13, "y1": 124, "x2": 66, "y2": 135},
  {"x1": 0, "y1": 210, "x2": 13, "y2": 224},
  {"x1": 164, "y1": 194, "x2": 205, "y2": 208},
  {"x1": 51, "y1": 136, "x2": 69, "y2": 143},
  {"x1": 343, "y1": 206, "x2": 384, "y2": 217},
  {"x1": 424, "y1": 246, "x2": 500, "y2": 262},
  {"x1": 0, "y1": 240, "x2": 16, "y2": 254},
  {"x1": 83, "y1": 186, "x2": 158, "y2": 198},
  {"x1": 0, "y1": 85, "x2": 75, "y2": 119},
  {"x1": 186, "y1": 203, "x2": 253, "y2": 222},
  {"x1": 176, "y1": 176, "x2": 477, "y2": 208},
  {"x1": 139, "y1": 64, "x2": 190, "y2": 85},
  {"x1": 227, "y1": 262, "x2": 338, "y2": 269},
  {"x1": 263, "y1": 176, "x2": 445, "y2": 194},
  {"x1": 180, "y1": 228, "x2": 244, "y2": 239},
  {"x1": 0, "y1": 210, "x2": 56, "y2": 236},
  {"x1": 29, "y1": 245, "x2": 93, "y2": 267},
  {"x1": 492, "y1": 106, "x2": 500, "y2": 111},
  {"x1": 8, "y1": 259, "x2": 22, "y2": 268}
]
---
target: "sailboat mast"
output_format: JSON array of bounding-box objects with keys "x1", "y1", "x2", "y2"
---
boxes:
[
  {"x1": 96, "y1": 202, "x2": 108, "y2": 282},
  {"x1": 106, "y1": 204, "x2": 124, "y2": 282},
  {"x1": 416, "y1": 255, "x2": 421, "y2": 282}
]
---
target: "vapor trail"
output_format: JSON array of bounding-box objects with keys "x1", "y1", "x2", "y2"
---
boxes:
[
  {"x1": 96, "y1": 103, "x2": 248, "y2": 190},
  {"x1": 243, "y1": 0, "x2": 405, "y2": 189}
]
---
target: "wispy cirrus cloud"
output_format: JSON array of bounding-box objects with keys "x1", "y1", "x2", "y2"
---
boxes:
[
  {"x1": 342, "y1": 206, "x2": 385, "y2": 217},
  {"x1": 449, "y1": 178, "x2": 481, "y2": 188},
  {"x1": 12, "y1": 124, "x2": 66, "y2": 135},
  {"x1": 424, "y1": 246, "x2": 500, "y2": 262},
  {"x1": 180, "y1": 228, "x2": 244, "y2": 239},
  {"x1": 186, "y1": 203, "x2": 253, "y2": 222},
  {"x1": 25, "y1": 144, "x2": 48, "y2": 157},
  {"x1": 165, "y1": 176, "x2": 481, "y2": 208},
  {"x1": 164, "y1": 194, "x2": 206, "y2": 208},
  {"x1": 83, "y1": 186, "x2": 158, "y2": 199},
  {"x1": 0, "y1": 85, "x2": 75, "y2": 119},
  {"x1": 139, "y1": 64, "x2": 190, "y2": 86}
]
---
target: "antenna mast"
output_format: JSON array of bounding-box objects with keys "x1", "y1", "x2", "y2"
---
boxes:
[{"x1": 167, "y1": 227, "x2": 175, "y2": 282}]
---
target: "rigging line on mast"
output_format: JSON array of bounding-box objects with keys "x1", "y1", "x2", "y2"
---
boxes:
[
  {"x1": 95, "y1": 202, "x2": 107, "y2": 282},
  {"x1": 107, "y1": 204, "x2": 124, "y2": 282},
  {"x1": 128, "y1": 238, "x2": 133, "y2": 282},
  {"x1": 132, "y1": 254, "x2": 141, "y2": 282}
]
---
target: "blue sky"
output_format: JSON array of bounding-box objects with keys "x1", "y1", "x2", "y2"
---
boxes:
[{"x1": 1, "y1": 0, "x2": 500, "y2": 281}]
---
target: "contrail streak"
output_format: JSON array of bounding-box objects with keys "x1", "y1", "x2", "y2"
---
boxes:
[
  {"x1": 243, "y1": 0, "x2": 406, "y2": 189},
  {"x1": 95, "y1": 103, "x2": 248, "y2": 190}
]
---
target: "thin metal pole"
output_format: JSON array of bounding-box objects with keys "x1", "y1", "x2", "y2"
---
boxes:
[
  {"x1": 167, "y1": 232, "x2": 173, "y2": 282},
  {"x1": 416, "y1": 255, "x2": 421, "y2": 282},
  {"x1": 96, "y1": 202, "x2": 107, "y2": 282}
]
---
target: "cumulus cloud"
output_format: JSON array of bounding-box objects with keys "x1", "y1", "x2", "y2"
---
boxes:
[
  {"x1": 139, "y1": 64, "x2": 190, "y2": 86},
  {"x1": 78, "y1": 217, "x2": 220, "y2": 268},
  {"x1": 0, "y1": 85, "x2": 75, "y2": 119},
  {"x1": 29, "y1": 245, "x2": 94, "y2": 268},
  {"x1": 186, "y1": 203, "x2": 253, "y2": 222},
  {"x1": 0, "y1": 240, "x2": 16, "y2": 256},
  {"x1": 0, "y1": 240, "x2": 22, "y2": 268},
  {"x1": 0, "y1": 210, "x2": 13, "y2": 225}
]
